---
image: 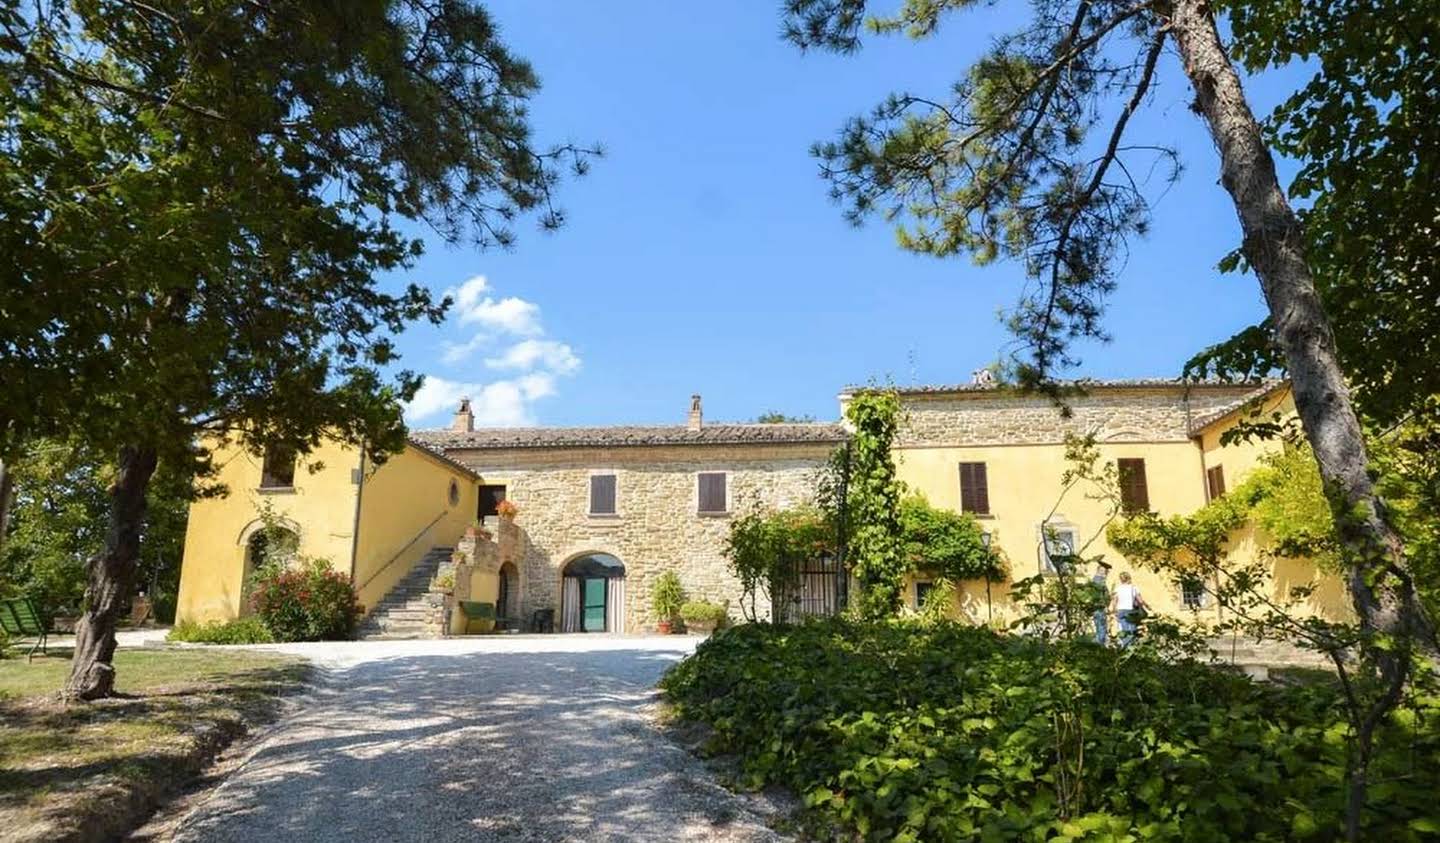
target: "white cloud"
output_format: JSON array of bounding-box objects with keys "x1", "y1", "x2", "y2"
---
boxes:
[
  {"x1": 440, "y1": 334, "x2": 490, "y2": 365},
  {"x1": 405, "y1": 375, "x2": 538, "y2": 427},
  {"x1": 444, "y1": 274, "x2": 542, "y2": 336},
  {"x1": 484, "y1": 340, "x2": 581, "y2": 375}
]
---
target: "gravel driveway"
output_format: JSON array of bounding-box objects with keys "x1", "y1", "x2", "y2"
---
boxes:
[{"x1": 147, "y1": 636, "x2": 786, "y2": 842}]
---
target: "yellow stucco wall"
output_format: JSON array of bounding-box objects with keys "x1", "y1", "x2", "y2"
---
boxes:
[
  {"x1": 353, "y1": 447, "x2": 478, "y2": 613},
  {"x1": 176, "y1": 437, "x2": 363, "y2": 623},
  {"x1": 177, "y1": 437, "x2": 479, "y2": 624},
  {"x1": 895, "y1": 440, "x2": 1212, "y2": 621},
  {"x1": 1197, "y1": 387, "x2": 1296, "y2": 498}
]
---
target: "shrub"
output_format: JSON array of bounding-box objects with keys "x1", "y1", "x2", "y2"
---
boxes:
[
  {"x1": 249, "y1": 557, "x2": 361, "y2": 642},
  {"x1": 651, "y1": 571, "x2": 684, "y2": 622},
  {"x1": 661, "y1": 620, "x2": 1440, "y2": 842},
  {"x1": 678, "y1": 600, "x2": 727, "y2": 625},
  {"x1": 167, "y1": 617, "x2": 274, "y2": 645}
]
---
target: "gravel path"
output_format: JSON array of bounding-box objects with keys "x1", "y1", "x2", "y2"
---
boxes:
[{"x1": 148, "y1": 636, "x2": 785, "y2": 842}]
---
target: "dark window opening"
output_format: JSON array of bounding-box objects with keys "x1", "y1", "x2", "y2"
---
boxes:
[
  {"x1": 1181, "y1": 578, "x2": 1206, "y2": 610},
  {"x1": 1206, "y1": 465, "x2": 1226, "y2": 500},
  {"x1": 260, "y1": 446, "x2": 296, "y2": 489},
  {"x1": 959, "y1": 462, "x2": 990, "y2": 515},
  {"x1": 590, "y1": 474, "x2": 617, "y2": 515},
  {"x1": 698, "y1": 472, "x2": 728, "y2": 514},
  {"x1": 1118, "y1": 458, "x2": 1150, "y2": 514},
  {"x1": 478, "y1": 484, "x2": 507, "y2": 520},
  {"x1": 915, "y1": 581, "x2": 935, "y2": 609}
]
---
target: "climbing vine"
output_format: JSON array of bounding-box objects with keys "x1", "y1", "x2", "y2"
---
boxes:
[{"x1": 842, "y1": 389, "x2": 906, "y2": 620}]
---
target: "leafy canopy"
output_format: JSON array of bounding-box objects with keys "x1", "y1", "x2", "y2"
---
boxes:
[
  {"x1": 1186, "y1": 1, "x2": 1440, "y2": 427},
  {"x1": 0, "y1": 0, "x2": 593, "y2": 466}
]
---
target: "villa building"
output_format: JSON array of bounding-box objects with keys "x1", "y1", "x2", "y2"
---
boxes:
[{"x1": 175, "y1": 377, "x2": 1350, "y2": 635}]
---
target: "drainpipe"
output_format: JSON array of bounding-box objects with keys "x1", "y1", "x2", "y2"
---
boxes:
[{"x1": 348, "y1": 444, "x2": 366, "y2": 581}]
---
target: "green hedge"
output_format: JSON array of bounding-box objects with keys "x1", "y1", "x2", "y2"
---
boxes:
[
  {"x1": 660, "y1": 621, "x2": 1440, "y2": 842},
  {"x1": 167, "y1": 617, "x2": 274, "y2": 645}
]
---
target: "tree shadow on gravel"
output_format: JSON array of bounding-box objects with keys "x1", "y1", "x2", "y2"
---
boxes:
[{"x1": 157, "y1": 647, "x2": 785, "y2": 843}]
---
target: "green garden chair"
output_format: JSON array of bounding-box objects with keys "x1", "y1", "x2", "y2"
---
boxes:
[{"x1": 0, "y1": 597, "x2": 49, "y2": 661}]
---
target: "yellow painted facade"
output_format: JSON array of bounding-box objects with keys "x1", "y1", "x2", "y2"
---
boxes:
[{"x1": 175, "y1": 436, "x2": 480, "y2": 624}]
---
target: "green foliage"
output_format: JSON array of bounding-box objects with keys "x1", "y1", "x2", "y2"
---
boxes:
[
  {"x1": 843, "y1": 390, "x2": 906, "y2": 618},
  {"x1": 678, "y1": 600, "x2": 728, "y2": 625},
  {"x1": 1190, "y1": 1, "x2": 1440, "y2": 428},
  {"x1": 897, "y1": 494, "x2": 1002, "y2": 581},
  {"x1": 662, "y1": 621, "x2": 1440, "y2": 842},
  {"x1": 0, "y1": 439, "x2": 192, "y2": 618},
  {"x1": 166, "y1": 617, "x2": 274, "y2": 645},
  {"x1": 1372, "y1": 412, "x2": 1440, "y2": 617},
  {"x1": 651, "y1": 571, "x2": 685, "y2": 622},
  {"x1": 725, "y1": 506, "x2": 831, "y2": 621},
  {"x1": 248, "y1": 558, "x2": 360, "y2": 642}
]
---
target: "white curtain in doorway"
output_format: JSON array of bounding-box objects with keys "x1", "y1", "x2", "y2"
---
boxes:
[
  {"x1": 561, "y1": 577, "x2": 581, "y2": 632},
  {"x1": 606, "y1": 577, "x2": 626, "y2": 634}
]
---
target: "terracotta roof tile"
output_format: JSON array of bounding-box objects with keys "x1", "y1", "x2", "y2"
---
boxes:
[
  {"x1": 1186, "y1": 381, "x2": 1291, "y2": 435},
  {"x1": 842, "y1": 377, "x2": 1282, "y2": 396},
  {"x1": 411, "y1": 422, "x2": 850, "y2": 451}
]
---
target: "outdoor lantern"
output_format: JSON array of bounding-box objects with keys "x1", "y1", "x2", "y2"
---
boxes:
[{"x1": 980, "y1": 532, "x2": 992, "y2": 549}]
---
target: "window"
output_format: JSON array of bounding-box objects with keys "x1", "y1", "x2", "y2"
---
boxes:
[
  {"x1": 478, "y1": 484, "x2": 507, "y2": 520},
  {"x1": 958, "y1": 462, "x2": 991, "y2": 515},
  {"x1": 915, "y1": 581, "x2": 935, "y2": 609},
  {"x1": 1206, "y1": 465, "x2": 1226, "y2": 500},
  {"x1": 1041, "y1": 524, "x2": 1078, "y2": 575},
  {"x1": 260, "y1": 446, "x2": 296, "y2": 489},
  {"x1": 1181, "y1": 577, "x2": 1207, "y2": 610},
  {"x1": 697, "y1": 472, "x2": 728, "y2": 514},
  {"x1": 448, "y1": 479, "x2": 461, "y2": 507},
  {"x1": 589, "y1": 474, "x2": 617, "y2": 516},
  {"x1": 1117, "y1": 458, "x2": 1150, "y2": 514}
]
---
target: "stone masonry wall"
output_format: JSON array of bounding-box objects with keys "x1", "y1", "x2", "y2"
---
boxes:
[
  {"x1": 446, "y1": 444, "x2": 832, "y2": 633},
  {"x1": 895, "y1": 387, "x2": 1257, "y2": 448}
]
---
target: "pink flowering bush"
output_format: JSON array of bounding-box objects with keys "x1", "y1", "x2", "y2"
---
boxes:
[{"x1": 249, "y1": 556, "x2": 361, "y2": 641}]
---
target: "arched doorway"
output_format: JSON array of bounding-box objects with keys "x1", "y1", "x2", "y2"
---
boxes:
[
  {"x1": 560, "y1": 554, "x2": 625, "y2": 633},
  {"x1": 497, "y1": 562, "x2": 519, "y2": 622},
  {"x1": 241, "y1": 524, "x2": 298, "y2": 614}
]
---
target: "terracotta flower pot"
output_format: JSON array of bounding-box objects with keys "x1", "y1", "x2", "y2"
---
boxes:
[{"x1": 656, "y1": 620, "x2": 673, "y2": 635}]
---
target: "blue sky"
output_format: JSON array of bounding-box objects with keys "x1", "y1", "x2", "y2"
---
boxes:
[{"x1": 394, "y1": 2, "x2": 1305, "y2": 429}]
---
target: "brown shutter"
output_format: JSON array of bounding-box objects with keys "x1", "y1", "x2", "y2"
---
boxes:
[
  {"x1": 698, "y1": 472, "x2": 727, "y2": 513},
  {"x1": 1207, "y1": 465, "x2": 1226, "y2": 500},
  {"x1": 959, "y1": 462, "x2": 990, "y2": 515},
  {"x1": 1118, "y1": 458, "x2": 1149, "y2": 513},
  {"x1": 261, "y1": 446, "x2": 296, "y2": 488},
  {"x1": 590, "y1": 474, "x2": 617, "y2": 515}
]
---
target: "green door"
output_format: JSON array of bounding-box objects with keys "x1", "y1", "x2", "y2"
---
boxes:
[{"x1": 582, "y1": 578, "x2": 607, "y2": 632}]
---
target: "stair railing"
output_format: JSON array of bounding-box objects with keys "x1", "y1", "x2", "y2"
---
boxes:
[{"x1": 356, "y1": 511, "x2": 450, "y2": 597}]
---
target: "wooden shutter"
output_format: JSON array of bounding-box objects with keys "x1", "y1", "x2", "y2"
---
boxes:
[
  {"x1": 1206, "y1": 465, "x2": 1226, "y2": 500},
  {"x1": 698, "y1": 472, "x2": 727, "y2": 513},
  {"x1": 958, "y1": 462, "x2": 990, "y2": 515},
  {"x1": 1118, "y1": 458, "x2": 1149, "y2": 513},
  {"x1": 590, "y1": 474, "x2": 617, "y2": 515}
]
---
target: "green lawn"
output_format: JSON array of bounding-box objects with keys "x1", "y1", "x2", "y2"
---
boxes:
[{"x1": 0, "y1": 648, "x2": 308, "y2": 843}]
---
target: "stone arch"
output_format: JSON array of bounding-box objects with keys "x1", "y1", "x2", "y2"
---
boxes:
[
  {"x1": 558, "y1": 551, "x2": 627, "y2": 633},
  {"x1": 497, "y1": 561, "x2": 520, "y2": 622}
]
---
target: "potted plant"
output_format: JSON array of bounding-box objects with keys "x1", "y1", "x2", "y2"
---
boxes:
[
  {"x1": 679, "y1": 600, "x2": 728, "y2": 635},
  {"x1": 431, "y1": 571, "x2": 456, "y2": 595},
  {"x1": 496, "y1": 499, "x2": 519, "y2": 520},
  {"x1": 651, "y1": 571, "x2": 684, "y2": 634}
]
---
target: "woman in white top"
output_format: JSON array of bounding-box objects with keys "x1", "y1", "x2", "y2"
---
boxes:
[{"x1": 1109, "y1": 571, "x2": 1146, "y2": 647}]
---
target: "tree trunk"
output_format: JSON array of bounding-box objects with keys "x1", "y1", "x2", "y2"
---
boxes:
[
  {"x1": 1166, "y1": 4, "x2": 1435, "y2": 837},
  {"x1": 0, "y1": 459, "x2": 13, "y2": 556},
  {"x1": 62, "y1": 445, "x2": 157, "y2": 701}
]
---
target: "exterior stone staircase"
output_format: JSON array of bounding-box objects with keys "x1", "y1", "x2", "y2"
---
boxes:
[{"x1": 357, "y1": 546, "x2": 455, "y2": 639}]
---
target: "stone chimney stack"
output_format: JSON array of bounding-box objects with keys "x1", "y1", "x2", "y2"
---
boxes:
[
  {"x1": 452, "y1": 397, "x2": 474, "y2": 433},
  {"x1": 687, "y1": 394, "x2": 703, "y2": 431}
]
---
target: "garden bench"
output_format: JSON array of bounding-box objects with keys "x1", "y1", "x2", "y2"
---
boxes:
[
  {"x1": 458, "y1": 601, "x2": 496, "y2": 635},
  {"x1": 0, "y1": 597, "x2": 49, "y2": 661}
]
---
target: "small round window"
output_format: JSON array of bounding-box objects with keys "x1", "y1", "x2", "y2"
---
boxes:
[{"x1": 448, "y1": 479, "x2": 460, "y2": 506}]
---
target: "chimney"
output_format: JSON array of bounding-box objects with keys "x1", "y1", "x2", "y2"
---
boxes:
[
  {"x1": 687, "y1": 394, "x2": 703, "y2": 431},
  {"x1": 452, "y1": 397, "x2": 474, "y2": 433}
]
